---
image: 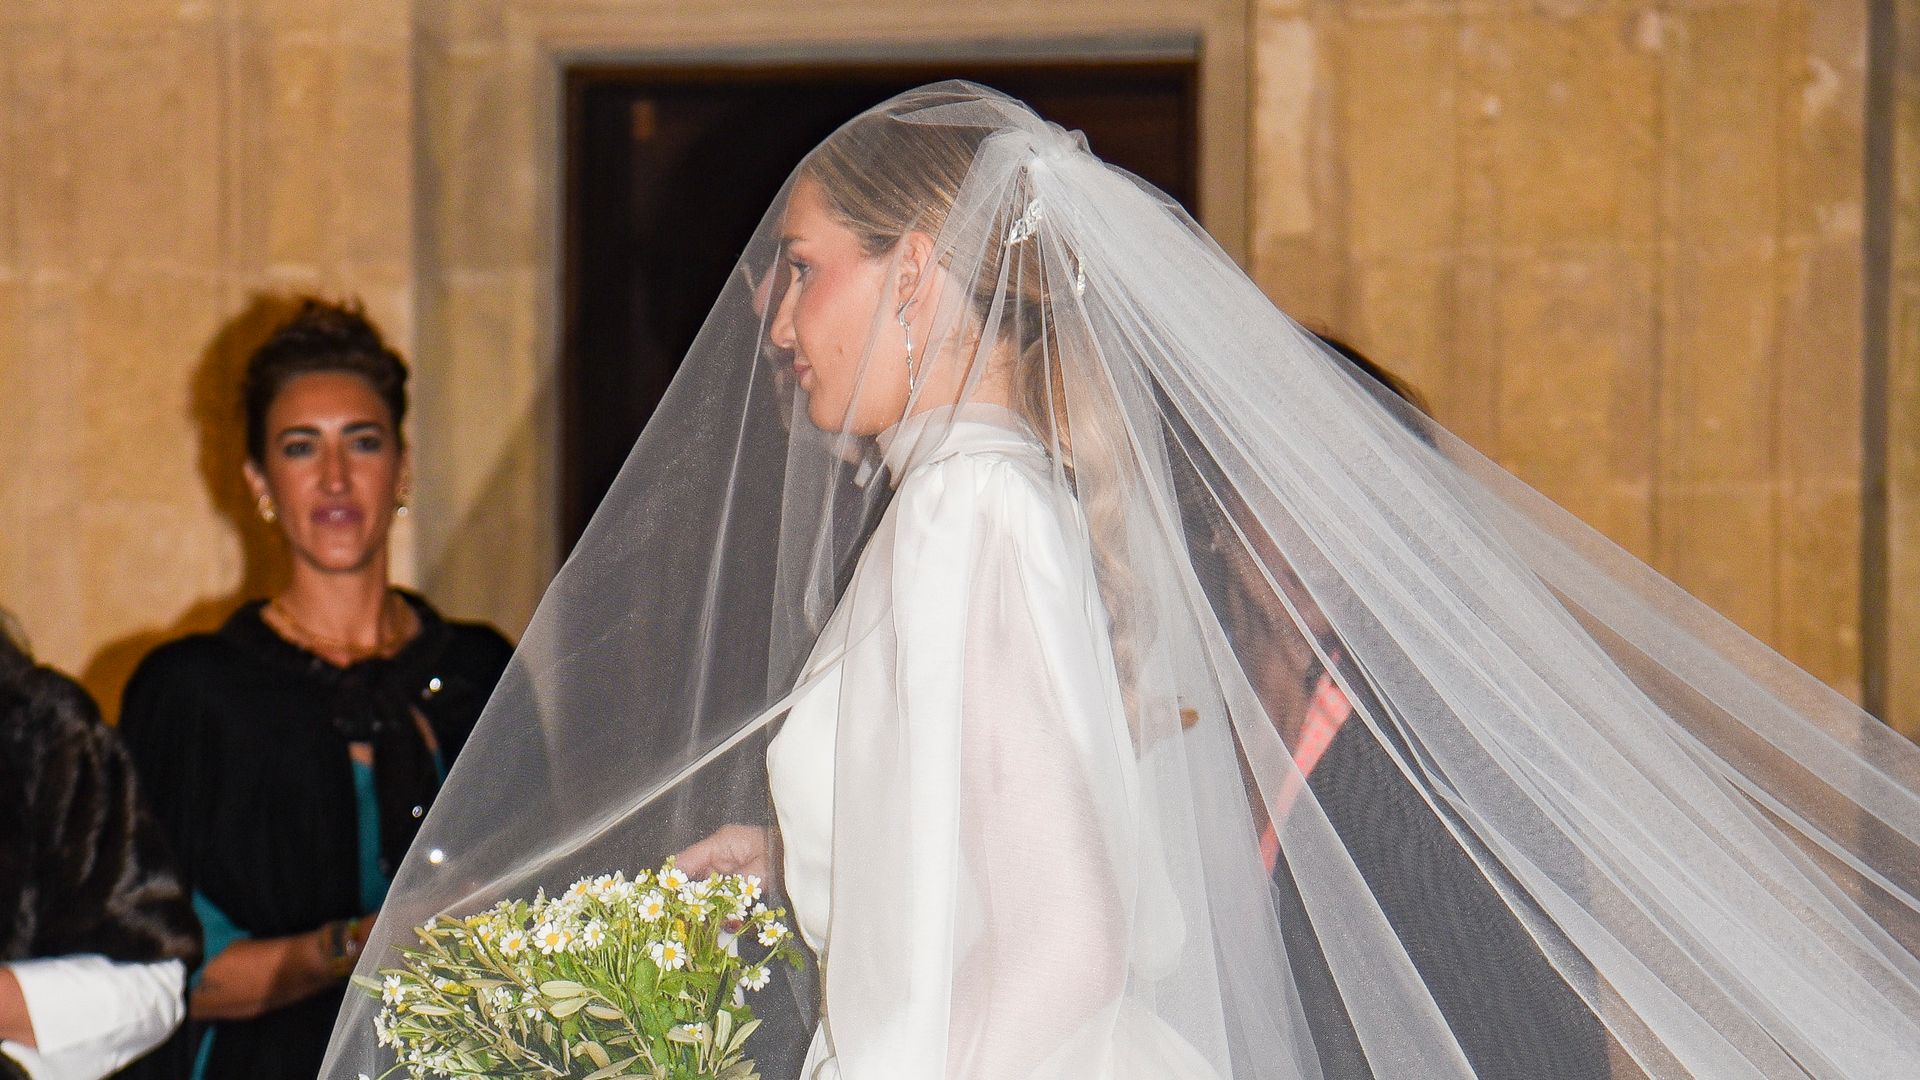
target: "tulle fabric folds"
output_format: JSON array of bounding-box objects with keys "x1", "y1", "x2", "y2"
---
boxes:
[{"x1": 323, "y1": 83, "x2": 1920, "y2": 1079}]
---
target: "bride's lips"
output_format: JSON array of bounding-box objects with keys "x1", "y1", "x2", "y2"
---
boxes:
[
  {"x1": 792, "y1": 359, "x2": 814, "y2": 390},
  {"x1": 311, "y1": 503, "x2": 365, "y2": 528}
]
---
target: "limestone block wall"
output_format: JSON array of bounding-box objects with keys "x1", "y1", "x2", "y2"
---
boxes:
[
  {"x1": 0, "y1": 0, "x2": 1905, "y2": 727},
  {"x1": 1887, "y1": 0, "x2": 1920, "y2": 737},
  {"x1": 0, "y1": 0, "x2": 415, "y2": 708},
  {"x1": 1251, "y1": 0, "x2": 1874, "y2": 702}
]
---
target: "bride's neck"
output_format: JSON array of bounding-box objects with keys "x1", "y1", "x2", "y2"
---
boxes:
[{"x1": 906, "y1": 337, "x2": 1018, "y2": 416}]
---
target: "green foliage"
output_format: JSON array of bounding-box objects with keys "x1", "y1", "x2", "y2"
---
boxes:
[{"x1": 354, "y1": 860, "x2": 803, "y2": 1079}]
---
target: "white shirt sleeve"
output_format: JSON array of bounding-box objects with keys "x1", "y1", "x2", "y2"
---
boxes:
[{"x1": 1, "y1": 956, "x2": 185, "y2": 1080}]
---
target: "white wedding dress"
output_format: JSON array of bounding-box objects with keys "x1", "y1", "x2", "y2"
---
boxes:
[{"x1": 766, "y1": 405, "x2": 1222, "y2": 1080}]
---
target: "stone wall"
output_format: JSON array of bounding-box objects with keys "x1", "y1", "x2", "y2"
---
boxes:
[
  {"x1": 1, "y1": 0, "x2": 1904, "y2": 727},
  {"x1": 1887, "y1": 0, "x2": 1920, "y2": 738},
  {"x1": 0, "y1": 0, "x2": 416, "y2": 708},
  {"x1": 1251, "y1": 0, "x2": 1873, "y2": 702}
]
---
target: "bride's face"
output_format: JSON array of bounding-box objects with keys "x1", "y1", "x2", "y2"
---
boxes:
[{"x1": 769, "y1": 178, "x2": 915, "y2": 435}]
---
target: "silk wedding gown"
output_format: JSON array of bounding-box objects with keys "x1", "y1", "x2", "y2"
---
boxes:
[{"x1": 764, "y1": 405, "x2": 1222, "y2": 1080}]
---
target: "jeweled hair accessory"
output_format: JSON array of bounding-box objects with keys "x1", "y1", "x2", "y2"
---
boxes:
[{"x1": 1005, "y1": 197, "x2": 1044, "y2": 246}]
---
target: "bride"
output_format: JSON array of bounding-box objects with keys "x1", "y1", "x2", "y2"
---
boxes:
[{"x1": 324, "y1": 84, "x2": 1920, "y2": 1079}]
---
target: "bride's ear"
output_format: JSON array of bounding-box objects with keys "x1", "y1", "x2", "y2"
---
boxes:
[{"x1": 894, "y1": 230, "x2": 937, "y2": 308}]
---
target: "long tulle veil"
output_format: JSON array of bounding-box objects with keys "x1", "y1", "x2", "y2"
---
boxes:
[{"x1": 323, "y1": 82, "x2": 1920, "y2": 1079}]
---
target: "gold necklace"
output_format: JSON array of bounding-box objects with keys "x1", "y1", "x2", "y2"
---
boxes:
[{"x1": 267, "y1": 591, "x2": 407, "y2": 662}]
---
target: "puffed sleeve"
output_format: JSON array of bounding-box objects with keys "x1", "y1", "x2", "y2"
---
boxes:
[{"x1": 819, "y1": 453, "x2": 1145, "y2": 1078}]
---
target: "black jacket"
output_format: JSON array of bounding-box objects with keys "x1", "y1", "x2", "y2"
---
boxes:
[
  {"x1": 118, "y1": 594, "x2": 511, "y2": 1080},
  {"x1": 0, "y1": 640, "x2": 200, "y2": 1079}
]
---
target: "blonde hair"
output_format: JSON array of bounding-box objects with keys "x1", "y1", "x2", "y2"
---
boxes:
[{"x1": 801, "y1": 101, "x2": 1152, "y2": 735}]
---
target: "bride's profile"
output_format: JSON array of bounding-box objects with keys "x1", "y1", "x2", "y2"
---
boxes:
[{"x1": 324, "y1": 83, "x2": 1920, "y2": 1079}]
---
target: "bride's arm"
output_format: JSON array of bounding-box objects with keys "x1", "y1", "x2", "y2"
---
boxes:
[{"x1": 823, "y1": 455, "x2": 1139, "y2": 1078}]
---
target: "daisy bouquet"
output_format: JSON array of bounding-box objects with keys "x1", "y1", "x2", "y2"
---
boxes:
[{"x1": 353, "y1": 859, "x2": 803, "y2": 1080}]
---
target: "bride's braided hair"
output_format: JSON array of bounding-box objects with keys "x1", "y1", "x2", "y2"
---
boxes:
[{"x1": 801, "y1": 101, "x2": 1151, "y2": 737}]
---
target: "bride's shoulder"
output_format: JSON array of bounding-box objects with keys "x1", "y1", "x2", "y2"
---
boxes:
[{"x1": 891, "y1": 440, "x2": 1070, "y2": 549}]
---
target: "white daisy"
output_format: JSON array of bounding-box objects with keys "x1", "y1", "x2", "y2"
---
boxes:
[
  {"x1": 636, "y1": 890, "x2": 668, "y2": 921},
  {"x1": 757, "y1": 921, "x2": 789, "y2": 947},
  {"x1": 738, "y1": 875, "x2": 764, "y2": 904},
  {"x1": 649, "y1": 938, "x2": 688, "y2": 971},
  {"x1": 673, "y1": 1021, "x2": 710, "y2": 1043},
  {"x1": 580, "y1": 919, "x2": 606, "y2": 949},
  {"x1": 589, "y1": 872, "x2": 623, "y2": 899},
  {"x1": 499, "y1": 929, "x2": 527, "y2": 956},
  {"x1": 533, "y1": 922, "x2": 574, "y2": 955},
  {"x1": 381, "y1": 974, "x2": 405, "y2": 1005},
  {"x1": 658, "y1": 866, "x2": 689, "y2": 892},
  {"x1": 739, "y1": 964, "x2": 771, "y2": 991},
  {"x1": 565, "y1": 879, "x2": 594, "y2": 904}
]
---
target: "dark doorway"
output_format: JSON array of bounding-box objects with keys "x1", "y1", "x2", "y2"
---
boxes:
[{"x1": 561, "y1": 61, "x2": 1200, "y2": 550}]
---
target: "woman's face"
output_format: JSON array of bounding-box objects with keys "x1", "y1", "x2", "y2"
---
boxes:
[
  {"x1": 245, "y1": 371, "x2": 406, "y2": 576},
  {"x1": 768, "y1": 178, "x2": 915, "y2": 436}
]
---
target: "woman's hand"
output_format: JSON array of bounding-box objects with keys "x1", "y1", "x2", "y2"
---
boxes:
[
  {"x1": 188, "y1": 912, "x2": 378, "y2": 1022},
  {"x1": 347, "y1": 911, "x2": 378, "y2": 958},
  {"x1": 676, "y1": 824, "x2": 772, "y2": 879}
]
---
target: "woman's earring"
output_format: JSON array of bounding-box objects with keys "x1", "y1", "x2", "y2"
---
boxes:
[
  {"x1": 396, "y1": 489, "x2": 412, "y2": 519},
  {"x1": 256, "y1": 494, "x2": 278, "y2": 524},
  {"x1": 897, "y1": 300, "x2": 919, "y2": 393}
]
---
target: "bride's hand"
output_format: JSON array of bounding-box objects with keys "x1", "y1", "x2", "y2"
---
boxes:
[{"x1": 676, "y1": 823, "x2": 772, "y2": 879}]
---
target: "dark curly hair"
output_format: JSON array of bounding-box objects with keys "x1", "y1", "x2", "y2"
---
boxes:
[{"x1": 242, "y1": 298, "x2": 409, "y2": 462}]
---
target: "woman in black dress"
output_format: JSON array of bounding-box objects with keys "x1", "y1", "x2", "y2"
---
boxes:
[{"x1": 118, "y1": 300, "x2": 513, "y2": 1080}]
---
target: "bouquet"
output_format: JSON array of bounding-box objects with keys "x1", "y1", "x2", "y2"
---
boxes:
[{"x1": 354, "y1": 859, "x2": 804, "y2": 1080}]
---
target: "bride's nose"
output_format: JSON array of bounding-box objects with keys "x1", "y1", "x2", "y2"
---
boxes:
[{"x1": 768, "y1": 286, "x2": 798, "y2": 351}]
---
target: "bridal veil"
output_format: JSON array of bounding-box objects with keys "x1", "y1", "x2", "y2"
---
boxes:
[{"x1": 323, "y1": 82, "x2": 1920, "y2": 1079}]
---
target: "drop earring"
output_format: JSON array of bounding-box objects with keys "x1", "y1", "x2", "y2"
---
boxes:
[
  {"x1": 897, "y1": 299, "x2": 919, "y2": 393},
  {"x1": 256, "y1": 494, "x2": 278, "y2": 524}
]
